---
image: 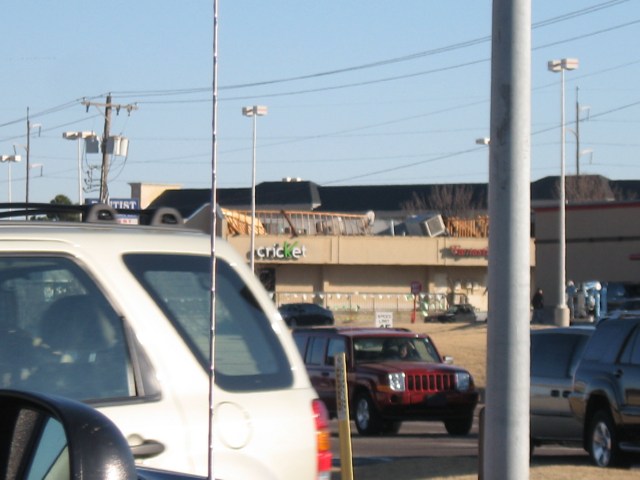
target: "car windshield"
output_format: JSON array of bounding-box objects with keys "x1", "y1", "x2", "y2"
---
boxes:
[{"x1": 353, "y1": 337, "x2": 440, "y2": 364}]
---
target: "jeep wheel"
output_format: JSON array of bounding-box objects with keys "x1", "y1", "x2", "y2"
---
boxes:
[
  {"x1": 444, "y1": 414, "x2": 473, "y2": 435},
  {"x1": 354, "y1": 393, "x2": 382, "y2": 435},
  {"x1": 588, "y1": 410, "x2": 625, "y2": 467},
  {"x1": 381, "y1": 420, "x2": 402, "y2": 435}
]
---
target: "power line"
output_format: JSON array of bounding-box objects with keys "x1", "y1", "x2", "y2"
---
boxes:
[
  {"x1": 0, "y1": 1, "x2": 633, "y2": 128},
  {"x1": 124, "y1": 17, "x2": 640, "y2": 105},
  {"x1": 107, "y1": 1, "x2": 633, "y2": 103},
  {"x1": 219, "y1": 0, "x2": 630, "y2": 90}
]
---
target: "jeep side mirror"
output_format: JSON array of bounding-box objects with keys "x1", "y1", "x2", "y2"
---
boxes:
[
  {"x1": 0, "y1": 390, "x2": 138, "y2": 479},
  {"x1": 443, "y1": 355, "x2": 454, "y2": 365}
]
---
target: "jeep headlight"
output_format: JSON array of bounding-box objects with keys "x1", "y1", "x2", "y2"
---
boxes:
[
  {"x1": 455, "y1": 372, "x2": 471, "y2": 391},
  {"x1": 388, "y1": 372, "x2": 406, "y2": 392}
]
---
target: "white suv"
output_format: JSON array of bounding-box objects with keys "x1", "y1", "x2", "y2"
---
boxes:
[{"x1": 0, "y1": 204, "x2": 332, "y2": 479}]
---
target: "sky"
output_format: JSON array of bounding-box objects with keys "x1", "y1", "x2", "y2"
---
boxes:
[{"x1": 1, "y1": 0, "x2": 639, "y2": 204}]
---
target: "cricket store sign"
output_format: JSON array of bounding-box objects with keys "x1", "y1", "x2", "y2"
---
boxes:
[{"x1": 256, "y1": 241, "x2": 307, "y2": 261}]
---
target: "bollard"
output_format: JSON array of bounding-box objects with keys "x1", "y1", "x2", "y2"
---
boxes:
[
  {"x1": 478, "y1": 406, "x2": 484, "y2": 480},
  {"x1": 335, "y1": 353, "x2": 354, "y2": 480}
]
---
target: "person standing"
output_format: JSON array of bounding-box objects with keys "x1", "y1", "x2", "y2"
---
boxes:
[
  {"x1": 531, "y1": 288, "x2": 544, "y2": 324},
  {"x1": 566, "y1": 281, "x2": 577, "y2": 321}
]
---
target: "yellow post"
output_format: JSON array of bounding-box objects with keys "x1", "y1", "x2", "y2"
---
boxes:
[{"x1": 335, "y1": 353, "x2": 354, "y2": 480}]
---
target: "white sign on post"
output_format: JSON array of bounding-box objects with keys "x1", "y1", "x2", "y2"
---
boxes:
[{"x1": 375, "y1": 311, "x2": 393, "y2": 328}]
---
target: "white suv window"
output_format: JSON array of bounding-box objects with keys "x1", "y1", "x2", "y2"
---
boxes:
[
  {"x1": 123, "y1": 254, "x2": 293, "y2": 392},
  {"x1": 0, "y1": 256, "x2": 134, "y2": 402}
]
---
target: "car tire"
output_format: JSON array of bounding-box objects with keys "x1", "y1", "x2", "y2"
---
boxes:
[
  {"x1": 354, "y1": 393, "x2": 382, "y2": 435},
  {"x1": 381, "y1": 420, "x2": 402, "y2": 435},
  {"x1": 588, "y1": 410, "x2": 626, "y2": 468},
  {"x1": 444, "y1": 413, "x2": 473, "y2": 435}
]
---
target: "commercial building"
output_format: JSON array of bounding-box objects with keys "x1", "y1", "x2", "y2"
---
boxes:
[
  {"x1": 534, "y1": 200, "x2": 640, "y2": 309},
  {"x1": 136, "y1": 175, "x2": 640, "y2": 318}
]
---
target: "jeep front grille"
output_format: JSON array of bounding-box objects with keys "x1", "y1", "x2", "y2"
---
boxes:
[{"x1": 406, "y1": 373, "x2": 455, "y2": 392}]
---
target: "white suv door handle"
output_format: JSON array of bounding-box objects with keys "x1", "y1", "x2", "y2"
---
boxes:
[{"x1": 129, "y1": 438, "x2": 165, "y2": 459}]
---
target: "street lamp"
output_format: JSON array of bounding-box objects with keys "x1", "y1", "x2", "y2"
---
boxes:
[
  {"x1": 548, "y1": 57, "x2": 579, "y2": 327},
  {"x1": 242, "y1": 105, "x2": 268, "y2": 273},
  {"x1": 63, "y1": 131, "x2": 97, "y2": 205},
  {"x1": 0, "y1": 155, "x2": 22, "y2": 203}
]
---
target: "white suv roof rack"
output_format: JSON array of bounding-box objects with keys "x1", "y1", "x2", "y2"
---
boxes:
[{"x1": 0, "y1": 203, "x2": 183, "y2": 227}]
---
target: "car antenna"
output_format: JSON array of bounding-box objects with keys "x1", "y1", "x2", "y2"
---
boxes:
[{"x1": 208, "y1": 1, "x2": 220, "y2": 478}]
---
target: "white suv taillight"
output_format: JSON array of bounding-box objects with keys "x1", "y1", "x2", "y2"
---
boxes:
[{"x1": 312, "y1": 399, "x2": 333, "y2": 479}]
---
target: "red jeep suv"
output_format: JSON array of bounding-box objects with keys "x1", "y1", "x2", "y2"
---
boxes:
[{"x1": 292, "y1": 327, "x2": 479, "y2": 436}]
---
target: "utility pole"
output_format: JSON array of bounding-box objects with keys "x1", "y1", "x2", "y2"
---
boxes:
[
  {"x1": 82, "y1": 95, "x2": 137, "y2": 203},
  {"x1": 100, "y1": 95, "x2": 113, "y2": 203},
  {"x1": 576, "y1": 87, "x2": 580, "y2": 176},
  {"x1": 24, "y1": 108, "x2": 41, "y2": 212},
  {"x1": 26, "y1": 108, "x2": 31, "y2": 207}
]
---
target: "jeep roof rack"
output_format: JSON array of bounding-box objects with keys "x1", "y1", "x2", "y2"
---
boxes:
[{"x1": 0, "y1": 203, "x2": 184, "y2": 227}]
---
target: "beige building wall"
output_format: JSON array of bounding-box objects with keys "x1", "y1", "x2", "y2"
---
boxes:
[
  {"x1": 129, "y1": 183, "x2": 182, "y2": 209},
  {"x1": 225, "y1": 234, "x2": 534, "y2": 313},
  {"x1": 226, "y1": 235, "x2": 498, "y2": 266},
  {"x1": 535, "y1": 201, "x2": 640, "y2": 307}
]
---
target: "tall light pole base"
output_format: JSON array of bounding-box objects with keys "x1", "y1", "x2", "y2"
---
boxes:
[{"x1": 554, "y1": 306, "x2": 570, "y2": 327}]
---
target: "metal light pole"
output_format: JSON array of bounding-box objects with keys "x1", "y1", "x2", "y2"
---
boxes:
[
  {"x1": 63, "y1": 131, "x2": 97, "y2": 205},
  {"x1": 548, "y1": 58, "x2": 579, "y2": 327},
  {"x1": 242, "y1": 105, "x2": 268, "y2": 273},
  {"x1": 0, "y1": 155, "x2": 22, "y2": 203},
  {"x1": 484, "y1": 0, "x2": 532, "y2": 476}
]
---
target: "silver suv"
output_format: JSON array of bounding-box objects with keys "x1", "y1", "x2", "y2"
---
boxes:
[{"x1": 0, "y1": 204, "x2": 331, "y2": 479}]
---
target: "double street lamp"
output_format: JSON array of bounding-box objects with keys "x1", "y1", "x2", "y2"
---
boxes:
[
  {"x1": 0, "y1": 155, "x2": 22, "y2": 203},
  {"x1": 548, "y1": 58, "x2": 579, "y2": 326},
  {"x1": 242, "y1": 105, "x2": 268, "y2": 273}
]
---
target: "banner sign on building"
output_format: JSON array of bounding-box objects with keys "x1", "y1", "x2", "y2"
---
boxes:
[{"x1": 87, "y1": 198, "x2": 140, "y2": 224}]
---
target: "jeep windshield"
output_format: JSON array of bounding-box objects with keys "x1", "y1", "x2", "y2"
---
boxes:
[{"x1": 353, "y1": 337, "x2": 440, "y2": 364}]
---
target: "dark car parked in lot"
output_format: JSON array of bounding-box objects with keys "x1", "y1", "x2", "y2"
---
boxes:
[
  {"x1": 530, "y1": 326, "x2": 595, "y2": 454},
  {"x1": 292, "y1": 327, "x2": 479, "y2": 436},
  {"x1": 278, "y1": 303, "x2": 335, "y2": 327},
  {"x1": 424, "y1": 303, "x2": 477, "y2": 323},
  {"x1": 569, "y1": 316, "x2": 640, "y2": 467}
]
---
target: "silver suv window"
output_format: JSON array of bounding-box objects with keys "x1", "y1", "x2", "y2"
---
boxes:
[{"x1": 531, "y1": 332, "x2": 590, "y2": 379}]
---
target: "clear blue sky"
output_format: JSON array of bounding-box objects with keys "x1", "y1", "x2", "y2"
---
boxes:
[{"x1": 1, "y1": 0, "x2": 639, "y2": 204}]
